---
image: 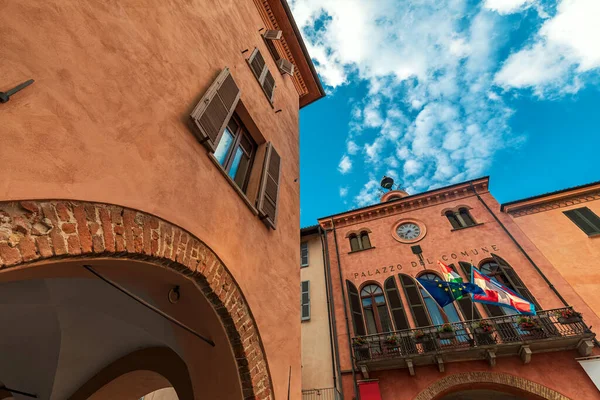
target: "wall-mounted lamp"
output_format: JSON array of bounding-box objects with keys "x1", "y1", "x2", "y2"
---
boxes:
[
  {"x1": 411, "y1": 245, "x2": 425, "y2": 267},
  {"x1": 168, "y1": 285, "x2": 181, "y2": 304}
]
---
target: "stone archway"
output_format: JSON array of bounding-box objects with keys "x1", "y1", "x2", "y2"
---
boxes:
[
  {"x1": 0, "y1": 200, "x2": 273, "y2": 400},
  {"x1": 414, "y1": 372, "x2": 570, "y2": 400}
]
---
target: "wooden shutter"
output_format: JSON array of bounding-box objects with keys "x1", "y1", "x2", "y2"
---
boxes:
[
  {"x1": 257, "y1": 142, "x2": 281, "y2": 229},
  {"x1": 384, "y1": 277, "x2": 409, "y2": 330},
  {"x1": 491, "y1": 253, "x2": 540, "y2": 310},
  {"x1": 247, "y1": 48, "x2": 276, "y2": 103},
  {"x1": 277, "y1": 58, "x2": 295, "y2": 76},
  {"x1": 190, "y1": 68, "x2": 240, "y2": 151},
  {"x1": 347, "y1": 280, "x2": 366, "y2": 336},
  {"x1": 564, "y1": 207, "x2": 600, "y2": 235},
  {"x1": 301, "y1": 281, "x2": 310, "y2": 320},
  {"x1": 399, "y1": 274, "x2": 431, "y2": 327},
  {"x1": 263, "y1": 29, "x2": 283, "y2": 40},
  {"x1": 300, "y1": 242, "x2": 309, "y2": 267}
]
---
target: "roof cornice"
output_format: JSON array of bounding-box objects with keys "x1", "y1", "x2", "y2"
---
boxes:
[{"x1": 318, "y1": 177, "x2": 490, "y2": 230}]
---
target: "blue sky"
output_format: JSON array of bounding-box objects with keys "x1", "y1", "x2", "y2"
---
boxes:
[{"x1": 293, "y1": 0, "x2": 600, "y2": 227}]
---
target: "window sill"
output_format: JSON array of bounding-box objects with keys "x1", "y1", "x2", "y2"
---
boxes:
[
  {"x1": 301, "y1": 264, "x2": 309, "y2": 268},
  {"x1": 451, "y1": 223, "x2": 484, "y2": 232},
  {"x1": 208, "y1": 153, "x2": 259, "y2": 216},
  {"x1": 588, "y1": 232, "x2": 600, "y2": 238},
  {"x1": 348, "y1": 246, "x2": 376, "y2": 255},
  {"x1": 301, "y1": 318, "x2": 311, "y2": 323}
]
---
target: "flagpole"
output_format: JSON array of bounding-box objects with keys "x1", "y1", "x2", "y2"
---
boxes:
[
  {"x1": 415, "y1": 279, "x2": 450, "y2": 321},
  {"x1": 470, "y1": 260, "x2": 475, "y2": 321},
  {"x1": 437, "y1": 260, "x2": 459, "y2": 319}
]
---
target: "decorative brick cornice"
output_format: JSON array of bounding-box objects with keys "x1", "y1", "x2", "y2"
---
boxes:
[
  {"x1": 318, "y1": 179, "x2": 489, "y2": 230},
  {"x1": 0, "y1": 200, "x2": 273, "y2": 400},
  {"x1": 414, "y1": 372, "x2": 571, "y2": 400},
  {"x1": 504, "y1": 189, "x2": 600, "y2": 218},
  {"x1": 252, "y1": 0, "x2": 309, "y2": 99}
]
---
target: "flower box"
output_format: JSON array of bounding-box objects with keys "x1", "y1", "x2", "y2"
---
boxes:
[
  {"x1": 474, "y1": 327, "x2": 492, "y2": 335},
  {"x1": 438, "y1": 331, "x2": 455, "y2": 340},
  {"x1": 558, "y1": 316, "x2": 582, "y2": 324}
]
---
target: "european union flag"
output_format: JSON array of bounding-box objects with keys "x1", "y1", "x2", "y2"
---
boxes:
[{"x1": 417, "y1": 278, "x2": 485, "y2": 308}]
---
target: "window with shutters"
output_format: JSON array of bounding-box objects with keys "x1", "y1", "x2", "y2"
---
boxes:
[
  {"x1": 564, "y1": 207, "x2": 600, "y2": 236},
  {"x1": 300, "y1": 242, "x2": 309, "y2": 267},
  {"x1": 450, "y1": 263, "x2": 481, "y2": 321},
  {"x1": 189, "y1": 68, "x2": 282, "y2": 229},
  {"x1": 347, "y1": 280, "x2": 366, "y2": 336},
  {"x1": 247, "y1": 48, "x2": 276, "y2": 105},
  {"x1": 399, "y1": 274, "x2": 431, "y2": 328},
  {"x1": 301, "y1": 281, "x2": 310, "y2": 321},
  {"x1": 262, "y1": 30, "x2": 296, "y2": 77},
  {"x1": 213, "y1": 115, "x2": 256, "y2": 192},
  {"x1": 360, "y1": 284, "x2": 393, "y2": 334}
]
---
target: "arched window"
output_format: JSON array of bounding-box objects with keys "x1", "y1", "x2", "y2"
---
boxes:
[
  {"x1": 481, "y1": 254, "x2": 540, "y2": 310},
  {"x1": 346, "y1": 280, "x2": 366, "y2": 336},
  {"x1": 360, "y1": 231, "x2": 371, "y2": 249},
  {"x1": 417, "y1": 273, "x2": 462, "y2": 325},
  {"x1": 360, "y1": 284, "x2": 393, "y2": 334},
  {"x1": 445, "y1": 211, "x2": 461, "y2": 229},
  {"x1": 349, "y1": 234, "x2": 360, "y2": 252},
  {"x1": 384, "y1": 277, "x2": 409, "y2": 330},
  {"x1": 399, "y1": 274, "x2": 430, "y2": 327},
  {"x1": 459, "y1": 208, "x2": 475, "y2": 227}
]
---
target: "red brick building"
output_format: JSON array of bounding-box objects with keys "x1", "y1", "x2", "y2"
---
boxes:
[
  {"x1": 316, "y1": 177, "x2": 599, "y2": 400},
  {"x1": 0, "y1": 0, "x2": 323, "y2": 399}
]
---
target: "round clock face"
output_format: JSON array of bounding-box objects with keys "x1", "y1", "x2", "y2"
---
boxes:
[{"x1": 396, "y1": 223, "x2": 422, "y2": 240}]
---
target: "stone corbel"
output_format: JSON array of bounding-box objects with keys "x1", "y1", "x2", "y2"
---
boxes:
[
  {"x1": 578, "y1": 339, "x2": 594, "y2": 356},
  {"x1": 519, "y1": 345, "x2": 532, "y2": 364},
  {"x1": 406, "y1": 359, "x2": 415, "y2": 376},
  {"x1": 436, "y1": 355, "x2": 445, "y2": 373},
  {"x1": 486, "y1": 349, "x2": 496, "y2": 367},
  {"x1": 360, "y1": 365, "x2": 369, "y2": 379}
]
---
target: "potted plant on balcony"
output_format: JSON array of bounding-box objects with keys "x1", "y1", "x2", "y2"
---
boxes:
[
  {"x1": 438, "y1": 323, "x2": 455, "y2": 339},
  {"x1": 556, "y1": 309, "x2": 582, "y2": 324},
  {"x1": 518, "y1": 317, "x2": 541, "y2": 332},
  {"x1": 473, "y1": 320, "x2": 494, "y2": 335},
  {"x1": 413, "y1": 330, "x2": 429, "y2": 344},
  {"x1": 352, "y1": 337, "x2": 368, "y2": 348},
  {"x1": 385, "y1": 334, "x2": 399, "y2": 346}
]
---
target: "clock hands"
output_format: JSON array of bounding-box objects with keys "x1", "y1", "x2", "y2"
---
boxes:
[{"x1": 0, "y1": 79, "x2": 35, "y2": 103}]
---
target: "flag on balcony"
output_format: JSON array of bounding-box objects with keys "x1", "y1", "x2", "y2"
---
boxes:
[
  {"x1": 438, "y1": 260, "x2": 463, "y2": 282},
  {"x1": 417, "y1": 278, "x2": 485, "y2": 308},
  {"x1": 471, "y1": 267, "x2": 536, "y2": 315}
]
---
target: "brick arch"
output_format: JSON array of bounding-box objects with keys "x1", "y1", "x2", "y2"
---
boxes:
[
  {"x1": 0, "y1": 200, "x2": 273, "y2": 400},
  {"x1": 414, "y1": 372, "x2": 571, "y2": 400}
]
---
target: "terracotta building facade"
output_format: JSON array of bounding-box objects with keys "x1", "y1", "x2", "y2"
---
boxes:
[
  {"x1": 0, "y1": 0, "x2": 323, "y2": 399},
  {"x1": 316, "y1": 177, "x2": 599, "y2": 400}
]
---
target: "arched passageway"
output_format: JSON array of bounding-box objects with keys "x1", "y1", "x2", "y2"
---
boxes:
[{"x1": 0, "y1": 200, "x2": 274, "y2": 400}]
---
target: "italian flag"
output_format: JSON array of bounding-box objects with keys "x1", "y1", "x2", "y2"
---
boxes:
[{"x1": 438, "y1": 260, "x2": 463, "y2": 283}]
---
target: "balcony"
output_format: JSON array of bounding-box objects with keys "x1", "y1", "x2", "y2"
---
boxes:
[
  {"x1": 302, "y1": 387, "x2": 342, "y2": 400},
  {"x1": 353, "y1": 307, "x2": 595, "y2": 376}
]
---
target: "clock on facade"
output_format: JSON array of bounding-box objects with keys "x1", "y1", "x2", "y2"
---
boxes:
[{"x1": 392, "y1": 219, "x2": 426, "y2": 243}]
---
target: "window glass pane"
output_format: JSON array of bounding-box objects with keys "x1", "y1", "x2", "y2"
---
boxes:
[
  {"x1": 302, "y1": 305, "x2": 310, "y2": 318},
  {"x1": 214, "y1": 128, "x2": 234, "y2": 166},
  {"x1": 350, "y1": 236, "x2": 360, "y2": 251},
  {"x1": 460, "y1": 209, "x2": 475, "y2": 226},
  {"x1": 443, "y1": 303, "x2": 461, "y2": 323},
  {"x1": 302, "y1": 293, "x2": 309, "y2": 304},
  {"x1": 362, "y1": 298, "x2": 372, "y2": 306},
  {"x1": 421, "y1": 289, "x2": 445, "y2": 326},
  {"x1": 234, "y1": 153, "x2": 251, "y2": 189},
  {"x1": 228, "y1": 146, "x2": 244, "y2": 180},
  {"x1": 377, "y1": 304, "x2": 393, "y2": 332},
  {"x1": 364, "y1": 308, "x2": 378, "y2": 334},
  {"x1": 361, "y1": 233, "x2": 371, "y2": 249},
  {"x1": 374, "y1": 295, "x2": 386, "y2": 305}
]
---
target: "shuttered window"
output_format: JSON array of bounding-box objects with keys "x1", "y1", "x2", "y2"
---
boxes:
[
  {"x1": 384, "y1": 276, "x2": 409, "y2": 330},
  {"x1": 347, "y1": 280, "x2": 366, "y2": 336},
  {"x1": 190, "y1": 68, "x2": 241, "y2": 152},
  {"x1": 257, "y1": 143, "x2": 281, "y2": 229},
  {"x1": 300, "y1": 242, "x2": 309, "y2": 267},
  {"x1": 399, "y1": 274, "x2": 431, "y2": 327},
  {"x1": 452, "y1": 263, "x2": 481, "y2": 320},
  {"x1": 262, "y1": 31, "x2": 296, "y2": 77},
  {"x1": 564, "y1": 207, "x2": 600, "y2": 236},
  {"x1": 301, "y1": 281, "x2": 310, "y2": 321},
  {"x1": 247, "y1": 48, "x2": 276, "y2": 104}
]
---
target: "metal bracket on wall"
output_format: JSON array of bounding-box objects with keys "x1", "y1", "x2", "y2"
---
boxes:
[{"x1": 0, "y1": 79, "x2": 34, "y2": 103}]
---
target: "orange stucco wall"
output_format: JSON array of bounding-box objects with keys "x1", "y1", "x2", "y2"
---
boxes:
[
  {"x1": 505, "y1": 196, "x2": 600, "y2": 322},
  {"x1": 320, "y1": 181, "x2": 600, "y2": 399},
  {"x1": 1, "y1": 0, "x2": 304, "y2": 398}
]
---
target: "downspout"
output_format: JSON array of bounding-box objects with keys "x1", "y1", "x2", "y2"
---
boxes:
[
  {"x1": 470, "y1": 183, "x2": 569, "y2": 307},
  {"x1": 331, "y1": 218, "x2": 360, "y2": 400},
  {"x1": 320, "y1": 226, "x2": 343, "y2": 396}
]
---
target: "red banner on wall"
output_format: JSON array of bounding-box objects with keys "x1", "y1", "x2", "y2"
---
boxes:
[{"x1": 358, "y1": 380, "x2": 382, "y2": 400}]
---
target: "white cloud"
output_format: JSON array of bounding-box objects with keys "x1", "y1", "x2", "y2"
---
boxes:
[
  {"x1": 346, "y1": 140, "x2": 360, "y2": 155},
  {"x1": 338, "y1": 155, "x2": 352, "y2": 174},
  {"x1": 354, "y1": 177, "x2": 382, "y2": 207},
  {"x1": 339, "y1": 187, "x2": 349, "y2": 197},
  {"x1": 403, "y1": 159, "x2": 422, "y2": 176},
  {"x1": 484, "y1": 0, "x2": 534, "y2": 15},
  {"x1": 495, "y1": 0, "x2": 600, "y2": 95}
]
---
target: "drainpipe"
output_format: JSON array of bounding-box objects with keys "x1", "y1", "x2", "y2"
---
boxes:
[
  {"x1": 331, "y1": 218, "x2": 360, "y2": 400},
  {"x1": 320, "y1": 225, "x2": 343, "y2": 396},
  {"x1": 470, "y1": 183, "x2": 569, "y2": 307}
]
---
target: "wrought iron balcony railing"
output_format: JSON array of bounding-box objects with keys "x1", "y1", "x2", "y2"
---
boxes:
[
  {"x1": 302, "y1": 387, "x2": 342, "y2": 400},
  {"x1": 352, "y1": 307, "x2": 595, "y2": 373}
]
